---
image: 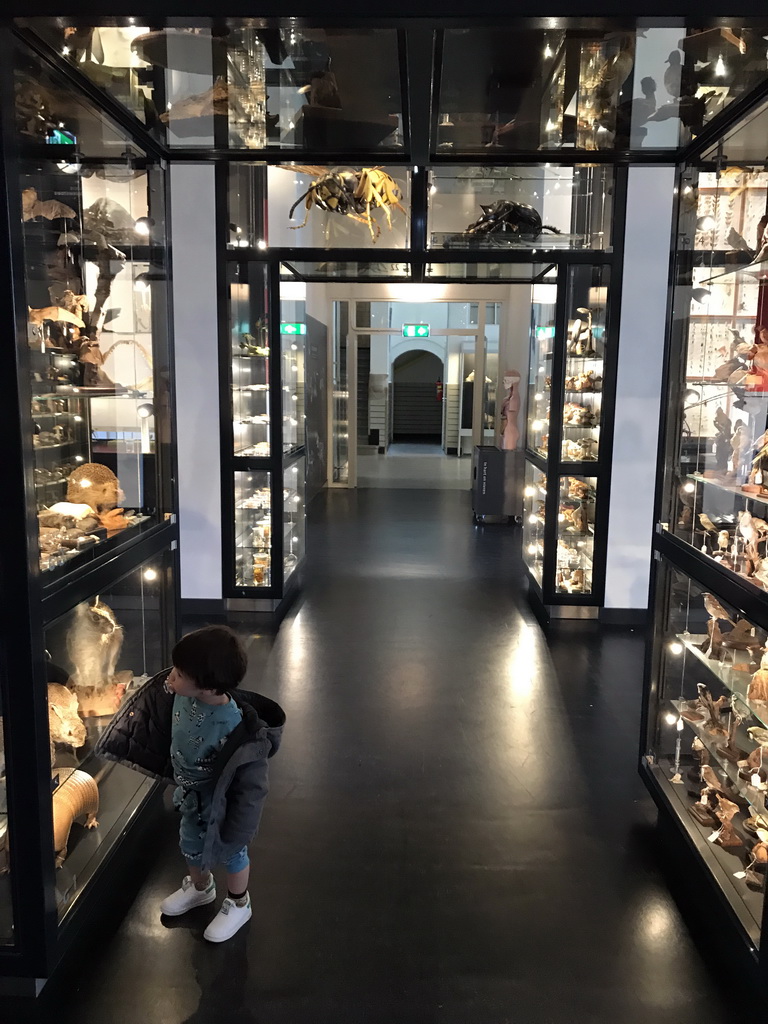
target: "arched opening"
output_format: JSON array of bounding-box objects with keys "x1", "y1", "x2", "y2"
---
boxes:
[{"x1": 391, "y1": 349, "x2": 444, "y2": 445}]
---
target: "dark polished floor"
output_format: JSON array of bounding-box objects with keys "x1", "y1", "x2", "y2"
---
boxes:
[{"x1": 20, "y1": 488, "x2": 742, "y2": 1023}]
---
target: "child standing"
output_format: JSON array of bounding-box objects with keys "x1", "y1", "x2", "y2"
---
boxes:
[{"x1": 96, "y1": 625, "x2": 285, "y2": 942}]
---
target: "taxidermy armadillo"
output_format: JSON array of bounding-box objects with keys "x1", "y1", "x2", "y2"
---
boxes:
[{"x1": 52, "y1": 769, "x2": 98, "y2": 867}]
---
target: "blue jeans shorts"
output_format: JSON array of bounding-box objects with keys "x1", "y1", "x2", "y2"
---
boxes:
[{"x1": 174, "y1": 786, "x2": 249, "y2": 875}]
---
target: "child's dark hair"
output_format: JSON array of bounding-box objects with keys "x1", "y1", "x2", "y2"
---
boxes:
[{"x1": 172, "y1": 626, "x2": 247, "y2": 694}]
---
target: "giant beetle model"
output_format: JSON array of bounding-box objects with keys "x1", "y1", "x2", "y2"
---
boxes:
[{"x1": 445, "y1": 200, "x2": 561, "y2": 246}]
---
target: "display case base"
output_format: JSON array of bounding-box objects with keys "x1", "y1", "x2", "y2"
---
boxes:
[
  {"x1": 641, "y1": 762, "x2": 767, "y2": 1002},
  {"x1": 548, "y1": 604, "x2": 599, "y2": 620},
  {"x1": 526, "y1": 576, "x2": 600, "y2": 625},
  {"x1": 180, "y1": 598, "x2": 228, "y2": 621},
  {"x1": 225, "y1": 569, "x2": 301, "y2": 623},
  {"x1": 598, "y1": 607, "x2": 649, "y2": 627},
  {"x1": 226, "y1": 597, "x2": 284, "y2": 613},
  {"x1": 0, "y1": 786, "x2": 163, "y2": 995}
]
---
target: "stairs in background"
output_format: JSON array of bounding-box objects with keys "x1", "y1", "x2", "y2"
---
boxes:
[{"x1": 393, "y1": 383, "x2": 442, "y2": 439}]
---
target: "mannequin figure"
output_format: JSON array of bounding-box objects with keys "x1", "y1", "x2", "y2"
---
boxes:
[
  {"x1": 746, "y1": 325, "x2": 768, "y2": 392},
  {"x1": 499, "y1": 369, "x2": 521, "y2": 450}
]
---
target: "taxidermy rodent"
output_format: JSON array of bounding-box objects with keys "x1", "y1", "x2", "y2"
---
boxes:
[
  {"x1": 66, "y1": 598, "x2": 123, "y2": 693},
  {"x1": 47, "y1": 683, "x2": 86, "y2": 748}
]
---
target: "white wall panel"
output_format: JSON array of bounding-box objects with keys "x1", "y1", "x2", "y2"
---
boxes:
[
  {"x1": 170, "y1": 164, "x2": 221, "y2": 600},
  {"x1": 604, "y1": 165, "x2": 676, "y2": 610}
]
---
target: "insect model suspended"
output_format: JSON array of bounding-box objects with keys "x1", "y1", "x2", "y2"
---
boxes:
[{"x1": 286, "y1": 166, "x2": 405, "y2": 241}]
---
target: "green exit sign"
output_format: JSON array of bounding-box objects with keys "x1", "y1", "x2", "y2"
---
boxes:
[
  {"x1": 280, "y1": 322, "x2": 306, "y2": 336},
  {"x1": 403, "y1": 324, "x2": 430, "y2": 338},
  {"x1": 536, "y1": 326, "x2": 556, "y2": 340}
]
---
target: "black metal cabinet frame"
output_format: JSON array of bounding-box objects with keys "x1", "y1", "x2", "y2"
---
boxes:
[
  {"x1": 216, "y1": 212, "x2": 307, "y2": 603},
  {"x1": 641, "y1": 86, "x2": 768, "y2": 985},
  {"x1": 521, "y1": 170, "x2": 626, "y2": 617},
  {"x1": 0, "y1": 29, "x2": 180, "y2": 978}
]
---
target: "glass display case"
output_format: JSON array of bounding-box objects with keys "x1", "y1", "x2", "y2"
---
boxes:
[
  {"x1": 267, "y1": 164, "x2": 410, "y2": 250},
  {"x1": 644, "y1": 95, "x2": 768, "y2": 981},
  {"x1": 284, "y1": 456, "x2": 306, "y2": 583},
  {"x1": 23, "y1": 23, "x2": 405, "y2": 155},
  {"x1": 224, "y1": 262, "x2": 306, "y2": 601},
  {"x1": 0, "y1": 34, "x2": 178, "y2": 981},
  {"x1": 16, "y1": 43, "x2": 173, "y2": 586},
  {"x1": 527, "y1": 282, "x2": 557, "y2": 460},
  {"x1": 645, "y1": 557, "x2": 768, "y2": 951},
  {"x1": 229, "y1": 160, "x2": 412, "y2": 252},
  {"x1": 522, "y1": 462, "x2": 547, "y2": 587},
  {"x1": 428, "y1": 165, "x2": 613, "y2": 251},
  {"x1": 229, "y1": 163, "x2": 266, "y2": 249},
  {"x1": 234, "y1": 469, "x2": 272, "y2": 588},
  {"x1": 523, "y1": 265, "x2": 614, "y2": 615},
  {"x1": 556, "y1": 474, "x2": 597, "y2": 595},
  {"x1": 43, "y1": 551, "x2": 174, "y2": 917},
  {"x1": 661, "y1": 145, "x2": 768, "y2": 596},
  {"x1": 436, "y1": 24, "x2": 768, "y2": 155},
  {"x1": 229, "y1": 263, "x2": 271, "y2": 459},
  {"x1": 280, "y1": 296, "x2": 306, "y2": 454}
]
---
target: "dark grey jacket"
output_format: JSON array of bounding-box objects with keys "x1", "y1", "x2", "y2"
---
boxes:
[{"x1": 95, "y1": 670, "x2": 285, "y2": 871}]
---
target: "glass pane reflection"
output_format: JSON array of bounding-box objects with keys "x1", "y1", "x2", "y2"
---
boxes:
[
  {"x1": 438, "y1": 24, "x2": 768, "y2": 154},
  {"x1": 25, "y1": 21, "x2": 404, "y2": 153}
]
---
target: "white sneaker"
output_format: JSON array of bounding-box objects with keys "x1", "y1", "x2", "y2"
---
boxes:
[
  {"x1": 203, "y1": 894, "x2": 252, "y2": 942},
  {"x1": 160, "y1": 875, "x2": 216, "y2": 917}
]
